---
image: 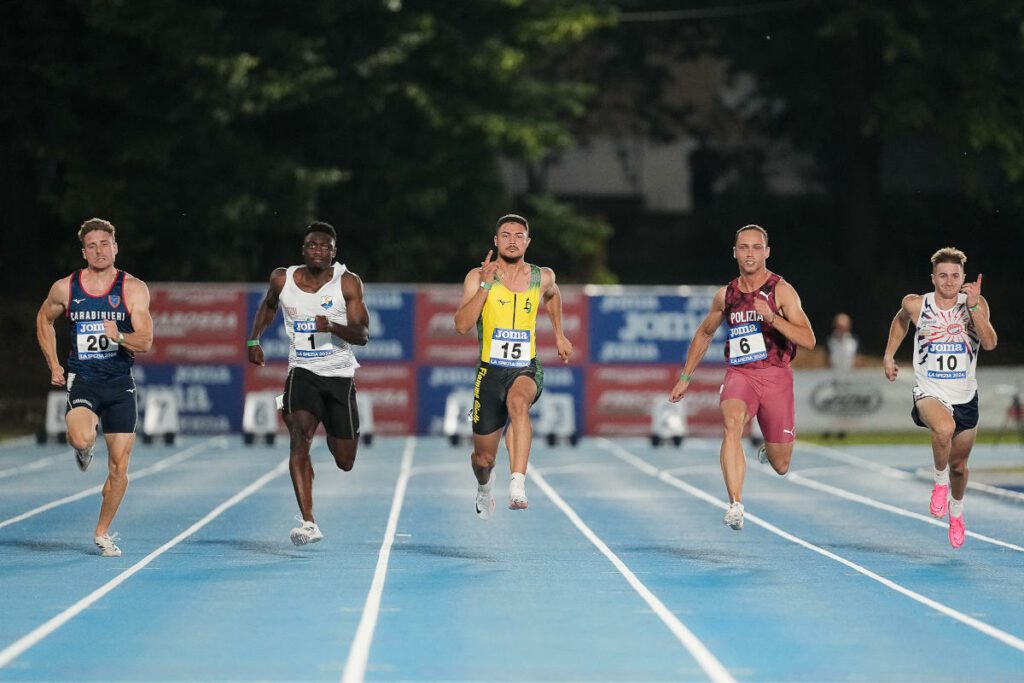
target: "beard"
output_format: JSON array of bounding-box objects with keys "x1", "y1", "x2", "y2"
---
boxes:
[{"x1": 501, "y1": 253, "x2": 523, "y2": 264}]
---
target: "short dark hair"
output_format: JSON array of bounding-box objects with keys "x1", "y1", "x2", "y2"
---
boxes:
[
  {"x1": 304, "y1": 221, "x2": 337, "y2": 241},
  {"x1": 78, "y1": 217, "x2": 116, "y2": 245},
  {"x1": 495, "y1": 214, "x2": 529, "y2": 233}
]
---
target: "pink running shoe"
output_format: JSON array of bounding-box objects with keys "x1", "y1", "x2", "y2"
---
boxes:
[
  {"x1": 948, "y1": 514, "x2": 965, "y2": 549},
  {"x1": 929, "y1": 484, "x2": 949, "y2": 518}
]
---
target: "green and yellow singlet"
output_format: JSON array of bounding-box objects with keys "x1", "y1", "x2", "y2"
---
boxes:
[{"x1": 477, "y1": 264, "x2": 542, "y2": 367}]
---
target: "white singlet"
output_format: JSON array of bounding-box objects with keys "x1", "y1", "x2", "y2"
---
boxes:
[
  {"x1": 912, "y1": 292, "x2": 979, "y2": 406},
  {"x1": 279, "y1": 262, "x2": 359, "y2": 378}
]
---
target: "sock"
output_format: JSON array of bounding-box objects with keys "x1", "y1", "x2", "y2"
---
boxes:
[
  {"x1": 949, "y1": 497, "x2": 964, "y2": 518},
  {"x1": 510, "y1": 472, "x2": 525, "y2": 486},
  {"x1": 934, "y1": 467, "x2": 950, "y2": 486}
]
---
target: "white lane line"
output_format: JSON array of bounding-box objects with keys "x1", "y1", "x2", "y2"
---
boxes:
[
  {"x1": 663, "y1": 465, "x2": 728, "y2": 476},
  {"x1": 785, "y1": 465, "x2": 855, "y2": 478},
  {"x1": 408, "y1": 462, "x2": 463, "y2": 476},
  {"x1": 797, "y1": 441, "x2": 915, "y2": 479},
  {"x1": 533, "y1": 462, "x2": 625, "y2": 476},
  {"x1": 0, "y1": 437, "x2": 226, "y2": 530},
  {"x1": 786, "y1": 473, "x2": 1024, "y2": 553},
  {"x1": 911, "y1": 467, "x2": 1024, "y2": 504},
  {"x1": 341, "y1": 437, "x2": 416, "y2": 683},
  {"x1": 529, "y1": 468, "x2": 736, "y2": 683},
  {"x1": 598, "y1": 438, "x2": 1024, "y2": 653},
  {"x1": 0, "y1": 457, "x2": 289, "y2": 669},
  {"x1": 0, "y1": 453, "x2": 65, "y2": 480}
]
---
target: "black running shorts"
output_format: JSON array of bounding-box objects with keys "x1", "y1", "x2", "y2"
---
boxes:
[
  {"x1": 66, "y1": 373, "x2": 138, "y2": 434},
  {"x1": 472, "y1": 358, "x2": 544, "y2": 436},
  {"x1": 912, "y1": 391, "x2": 979, "y2": 433},
  {"x1": 283, "y1": 367, "x2": 360, "y2": 439}
]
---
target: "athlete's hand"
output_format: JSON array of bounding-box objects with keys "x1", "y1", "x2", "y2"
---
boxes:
[
  {"x1": 103, "y1": 320, "x2": 120, "y2": 341},
  {"x1": 248, "y1": 344, "x2": 265, "y2": 367},
  {"x1": 669, "y1": 377, "x2": 690, "y2": 402},
  {"x1": 555, "y1": 335, "x2": 573, "y2": 363},
  {"x1": 479, "y1": 250, "x2": 499, "y2": 287},
  {"x1": 961, "y1": 273, "x2": 982, "y2": 308},
  {"x1": 49, "y1": 365, "x2": 66, "y2": 387},
  {"x1": 883, "y1": 356, "x2": 898, "y2": 382},
  {"x1": 314, "y1": 315, "x2": 332, "y2": 333},
  {"x1": 753, "y1": 291, "x2": 775, "y2": 324}
]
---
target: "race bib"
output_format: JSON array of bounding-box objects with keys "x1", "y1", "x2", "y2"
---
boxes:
[
  {"x1": 728, "y1": 323, "x2": 767, "y2": 365},
  {"x1": 75, "y1": 321, "x2": 119, "y2": 360},
  {"x1": 488, "y1": 328, "x2": 531, "y2": 368},
  {"x1": 926, "y1": 342, "x2": 967, "y2": 379},
  {"x1": 293, "y1": 319, "x2": 334, "y2": 358}
]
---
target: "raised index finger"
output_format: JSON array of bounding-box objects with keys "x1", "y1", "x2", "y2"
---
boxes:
[
  {"x1": 976, "y1": 273, "x2": 983, "y2": 286},
  {"x1": 482, "y1": 249, "x2": 493, "y2": 264}
]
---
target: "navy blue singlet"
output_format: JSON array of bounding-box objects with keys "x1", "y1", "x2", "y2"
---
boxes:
[{"x1": 66, "y1": 269, "x2": 135, "y2": 380}]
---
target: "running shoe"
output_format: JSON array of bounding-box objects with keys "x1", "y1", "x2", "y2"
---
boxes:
[
  {"x1": 75, "y1": 444, "x2": 94, "y2": 472},
  {"x1": 948, "y1": 514, "x2": 965, "y2": 549},
  {"x1": 289, "y1": 517, "x2": 324, "y2": 546},
  {"x1": 757, "y1": 444, "x2": 769, "y2": 465},
  {"x1": 475, "y1": 472, "x2": 495, "y2": 520},
  {"x1": 723, "y1": 502, "x2": 744, "y2": 530},
  {"x1": 94, "y1": 533, "x2": 122, "y2": 557},
  {"x1": 508, "y1": 473, "x2": 528, "y2": 510},
  {"x1": 929, "y1": 483, "x2": 949, "y2": 518}
]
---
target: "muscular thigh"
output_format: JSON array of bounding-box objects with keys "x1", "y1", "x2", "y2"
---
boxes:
[{"x1": 754, "y1": 371, "x2": 795, "y2": 443}]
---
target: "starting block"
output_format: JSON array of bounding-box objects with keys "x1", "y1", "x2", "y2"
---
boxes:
[
  {"x1": 442, "y1": 390, "x2": 475, "y2": 446},
  {"x1": 37, "y1": 391, "x2": 69, "y2": 444},
  {"x1": 650, "y1": 398, "x2": 687, "y2": 447},
  {"x1": 141, "y1": 387, "x2": 180, "y2": 445},
  {"x1": 535, "y1": 392, "x2": 578, "y2": 446},
  {"x1": 242, "y1": 391, "x2": 280, "y2": 445}
]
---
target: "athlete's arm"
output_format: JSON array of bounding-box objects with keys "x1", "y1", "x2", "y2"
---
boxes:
[
  {"x1": 760, "y1": 281, "x2": 816, "y2": 350},
  {"x1": 541, "y1": 267, "x2": 573, "y2": 363},
  {"x1": 319, "y1": 271, "x2": 369, "y2": 345},
  {"x1": 247, "y1": 268, "x2": 286, "y2": 366},
  {"x1": 669, "y1": 287, "x2": 726, "y2": 402},
  {"x1": 36, "y1": 277, "x2": 70, "y2": 387},
  {"x1": 454, "y1": 250, "x2": 500, "y2": 335},
  {"x1": 883, "y1": 294, "x2": 920, "y2": 381},
  {"x1": 962, "y1": 274, "x2": 997, "y2": 351},
  {"x1": 111, "y1": 276, "x2": 153, "y2": 353}
]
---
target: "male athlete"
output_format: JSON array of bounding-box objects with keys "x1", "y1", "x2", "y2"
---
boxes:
[
  {"x1": 247, "y1": 222, "x2": 369, "y2": 546},
  {"x1": 454, "y1": 214, "x2": 573, "y2": 517},
  {"x1": 883, "y1": 247, "x2": 996, "y2": 548},
  {"x1": 36, "y1": 218, "x2": 154, "y2": 557},
  {"x1": 669, "y1": 224, "x2": 815, "y2": 530}
]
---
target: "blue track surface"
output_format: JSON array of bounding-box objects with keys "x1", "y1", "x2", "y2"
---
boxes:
[{"x1": 1, "y1": 436, "x2": 1022, "y2": 681}]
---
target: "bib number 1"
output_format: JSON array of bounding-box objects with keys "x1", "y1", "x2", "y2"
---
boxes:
[{"x1": 293, "y1": 320, "x2": 334, "y2": 358}]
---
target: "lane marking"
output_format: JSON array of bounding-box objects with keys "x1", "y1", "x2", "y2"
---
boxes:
[
  {"x1": 0, "y1": 457, "x2": 289, "y2": 669},
  {"x1": 341, "y1": 437, "x2": 416, "y2": 683},
  {"x1": 529, "y1": 468, "x2": 736, "y2": 683},
  {"x1": 598, "y1": 438, "x2": 1024, "y2": 653},
  {"x1": 0, "y1": 437, "x2": 226, "y2": 530},
  {"x1": 0, "y1": 453, "x2": 65, "y2": 480}
]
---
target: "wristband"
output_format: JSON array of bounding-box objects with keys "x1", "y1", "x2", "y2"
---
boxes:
[
  {"x1": 480, "y1": 281, "x2": 492, "y2": 290},
  {"x1": 968, "y1": 304, "x2": 979, "y2": 311},
  {"x1": 117, "y1": 332, "x2": 125, "y2": 344},
  {"x1": 679, "y1": 373, "x2": 692, "y2": 382},
  {"x1": 247, "y1": 339, "x2": 261, "y2": 347}
]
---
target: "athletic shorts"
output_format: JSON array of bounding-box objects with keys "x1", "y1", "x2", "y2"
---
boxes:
[
  {"x1": 472, "y1": 359, "x2": 544, "y2": 435},
  {"x1": 283, "y1": 367, "x2": 360, "y2": 439},
  {"x1": 720, "y1": 365, "x2": 795, "y2": 443},
  {"x1": 66, "y1": 373, "x2": 138, "y2": 434},
  {"x1": 911, "y1": 388, "x2": 979, "y2": 432}
]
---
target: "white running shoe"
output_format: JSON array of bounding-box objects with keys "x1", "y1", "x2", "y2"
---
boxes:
[
  {"x1": 509, "y1": 472, "x2": 528, "y2": 510},
  {"x1": 94, "y1": 533, "x2": 122, "y2": 557},
  {"x1": 723, "y1": 502, "x2": 745, "y2": 530},
  {"x1": 475, "y1": 471, "x2": 495, "y2": 520},
  {"x1": 289, "y1": 517, "x2": 324, "y2": 546},
  {"x1": 756, "y1": 444, "x2": 769, "y2": 465},
  {"x1": 75, "y1": 445, "x2": 94, "y2": 472}
]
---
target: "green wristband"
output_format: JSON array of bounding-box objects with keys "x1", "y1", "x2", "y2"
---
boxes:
[
  {"x1": 968, "y1": 304, "x2": 979, "y2": 311},
  {"x1": 679, "y1": 372, "x2": 692, "y2": 382},
  {"x1": 480, "y1": 281, "x2": 492, "y2": 290},
  {"x1": 247, "y1": 339, "x2": 261, "y2": 347}
]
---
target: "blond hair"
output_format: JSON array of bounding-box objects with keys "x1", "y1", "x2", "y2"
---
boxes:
[
  {"x1": 735, "y1": 224, "x2": 768, "y2": 245},
  {"x1": 78, "y1": 217, "x2": 115, "y2": 245},
  {"x1": 930, "y1": 246, "x2": 966, "y2": 269}
]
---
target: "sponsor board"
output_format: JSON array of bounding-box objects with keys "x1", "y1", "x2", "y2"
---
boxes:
[
  {"x1": 133, "y1": 363, "x2": 243, "y2": 433},
  {"x1": 144, "y1": 284, "x2": 247, "y2": 363}
]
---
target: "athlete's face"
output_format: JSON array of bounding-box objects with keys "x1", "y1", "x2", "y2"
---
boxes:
[
  {"x1": 81, "y1": 230, "x2": 117, "y2": 270},
  {"x1": 493, "y1": 222, "x2": 530, "y2": 262},
  {"x1": 931, "y1": 262, "x2": 964, "y2": 299},
  {"x1": 302, "y1": 232, "x2": 336, "y2": 269},
  {"x1": 733, "y1": 230, "x2": 769, "y2": 274}
]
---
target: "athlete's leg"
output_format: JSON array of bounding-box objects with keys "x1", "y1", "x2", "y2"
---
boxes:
[
  {"x1": 66, "y1": 407, "x2": 99, "y2": 452},
  {"x1": 505, "y1": 375, "x2": 537, "y2": 475},
  {"x1": 284, "y1": 410, "x2": 320, "y2": 523},
  {"x1": 326, "y1": 436, "x2": 357, "y2": 471},
  {"x1": 915, "y1": 397, "x2": 956, "y2": 472},
  {"x1": 720, "y1": 399, "x2": 748, "y2": 503},
  {"x1": 471, "y1": 429, "x2": 502, "y2": 485},
  {"x1": 94, "y1": 432, "x2": 135, "y2": 537},
  {"x1": 948, "y1": 427, "x2": 977, "y2": 503},
  {"x1": 761, "y1": 442, "x2": 794, "y2": 475}
]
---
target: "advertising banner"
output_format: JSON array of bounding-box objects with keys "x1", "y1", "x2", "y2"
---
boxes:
[
  {"x1": 144, "y1": 284, "x2": 248, "y2": 364},
  {"x1": 416, "y1": 286, "x2": 476, "y2": 365},
  {"x1": 587, "y1": 287, "x2": 725, "y2": 364},
  {"x1": 357, "y1": 286, "x2": 415, "y2": 363},
  {"x1": 133, "y1": 363, "x2": 244, "y2": 433}
]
